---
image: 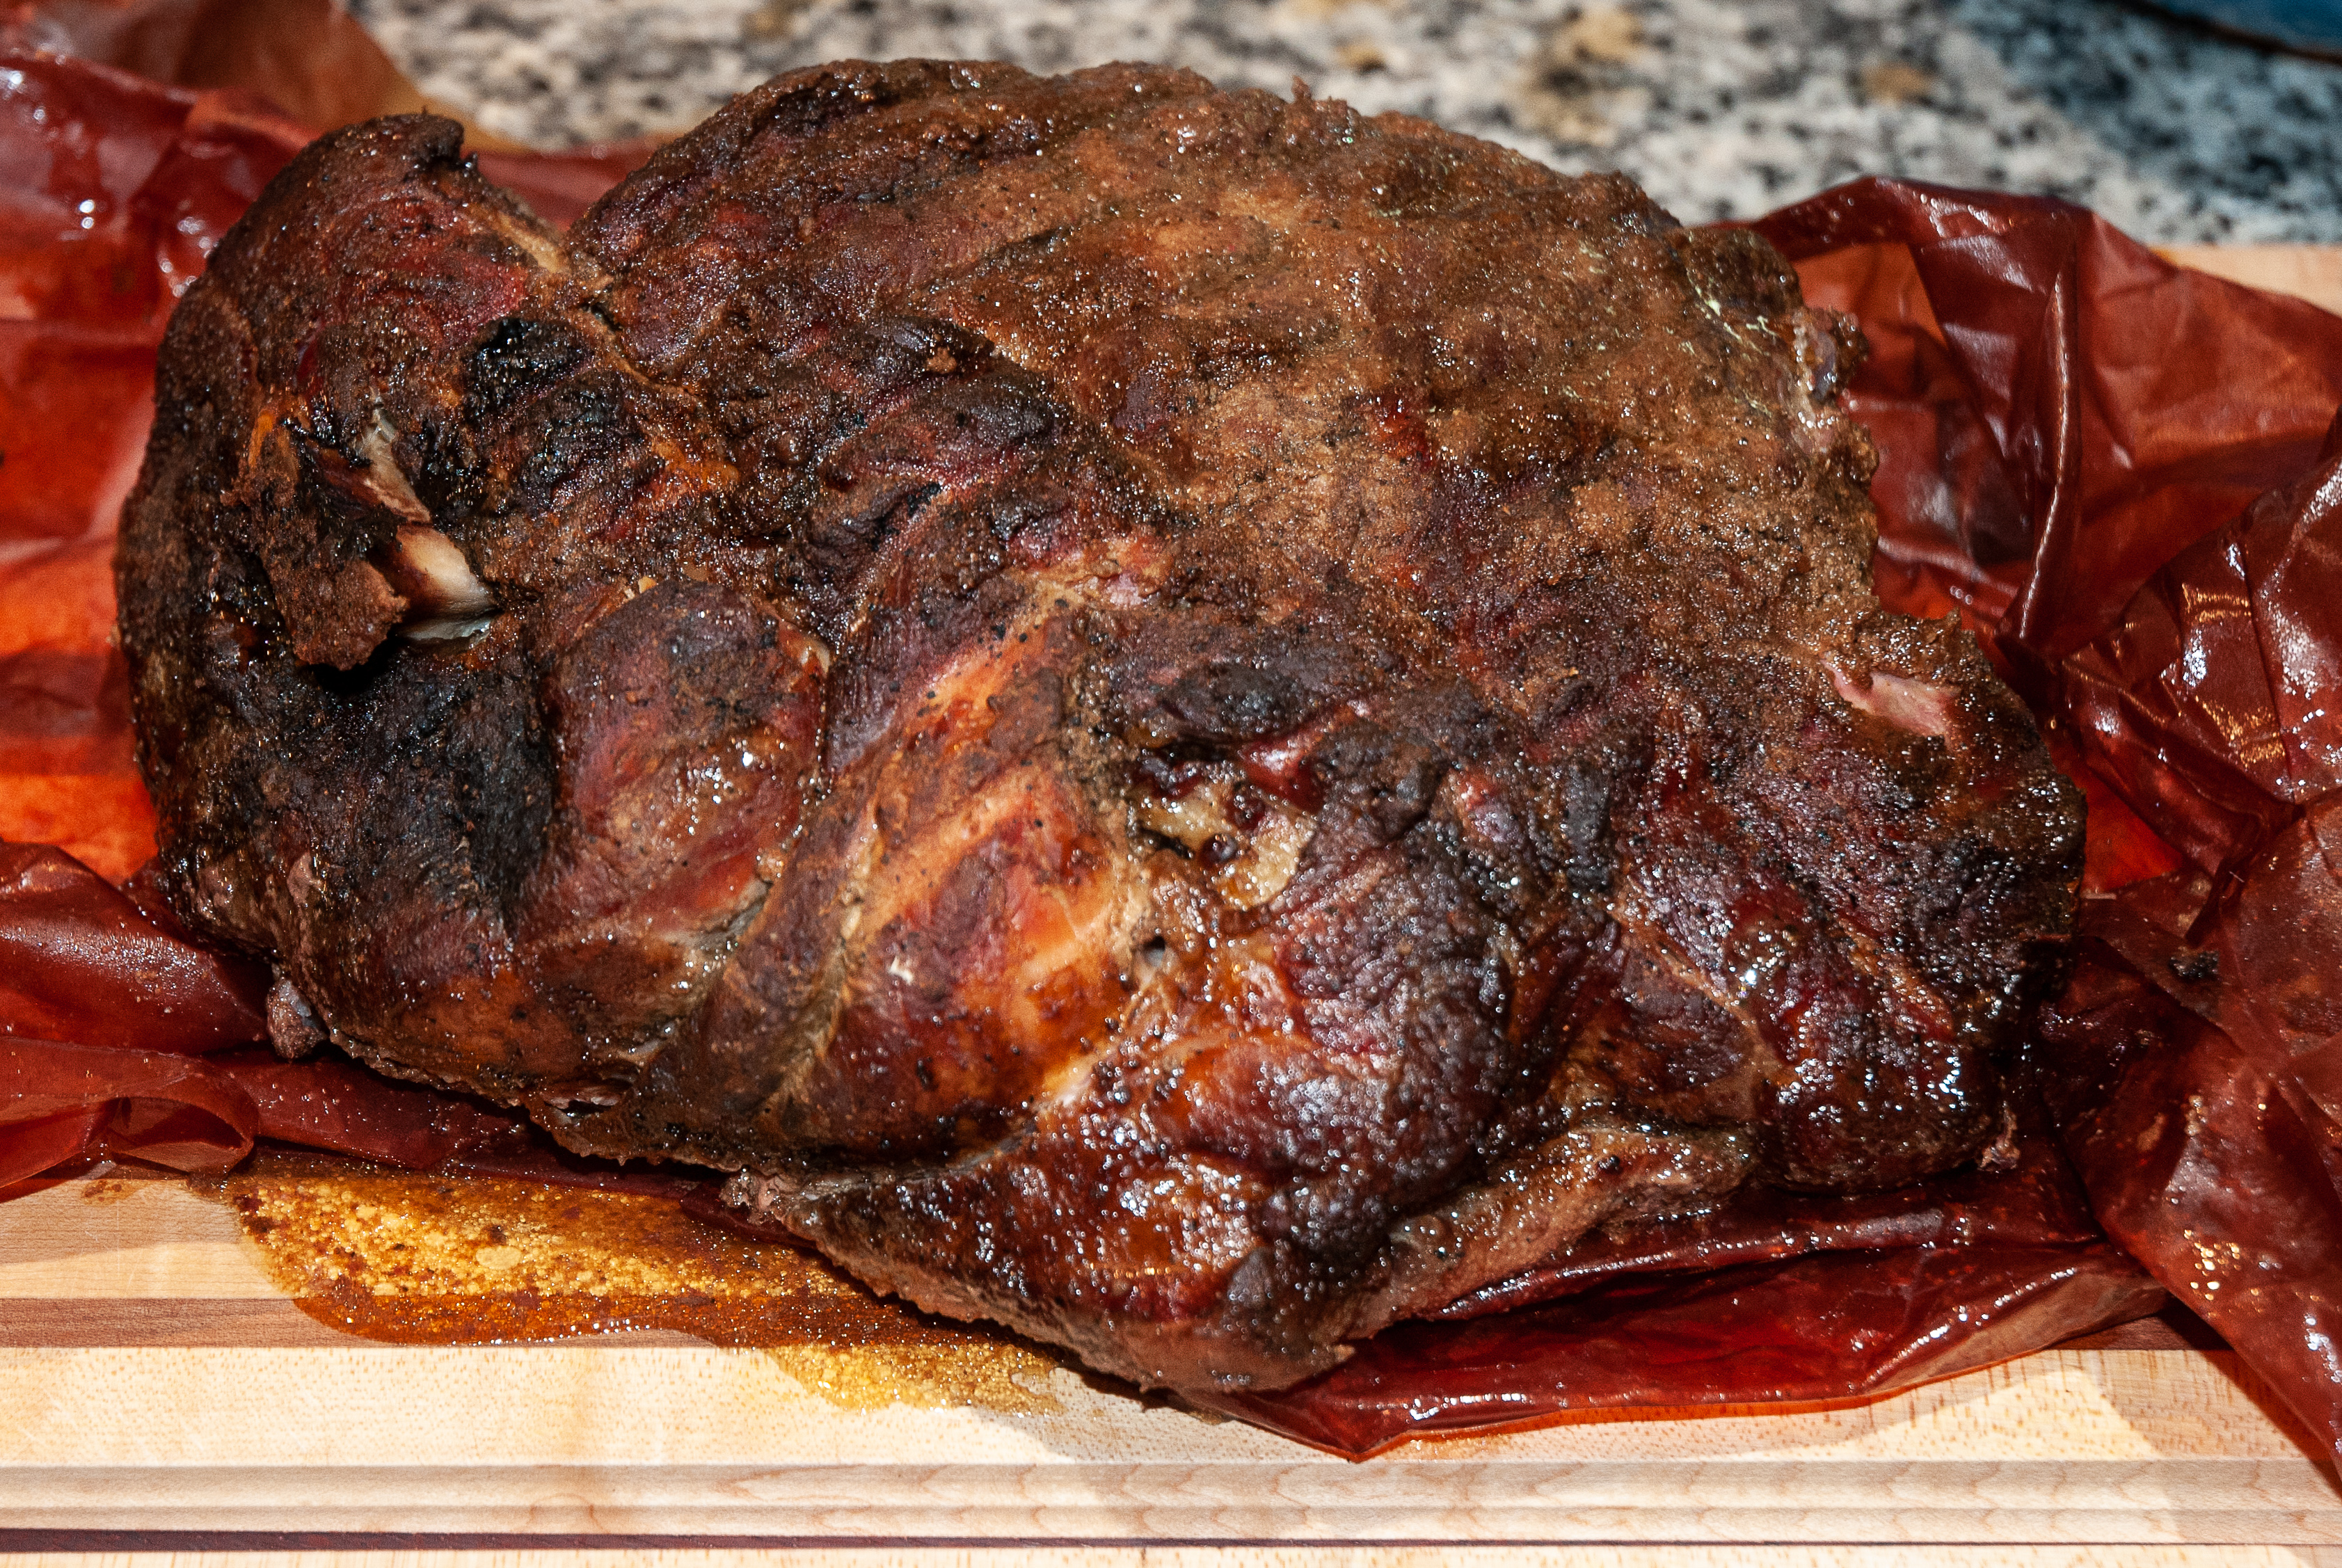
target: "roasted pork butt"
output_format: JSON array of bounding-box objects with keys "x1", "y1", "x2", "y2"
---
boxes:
[{"x1": 118, "y1": 61, "x2": 2082, "y2": 1395}]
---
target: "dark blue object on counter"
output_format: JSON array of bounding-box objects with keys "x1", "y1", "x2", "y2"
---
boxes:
[{"x1": 2153, "y1": 0, "x2": 2342, "y2": 50}]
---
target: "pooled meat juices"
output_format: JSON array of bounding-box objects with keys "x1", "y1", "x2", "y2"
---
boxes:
[{"x1": 116, "y1": 61, "x2": 2082, "y2": 1397}]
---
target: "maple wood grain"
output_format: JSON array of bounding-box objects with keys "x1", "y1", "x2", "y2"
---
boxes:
[
  {"x1": 2161, "y1": 246, "x2": 2342, "y2": 317},
  {"x1": 0, "y1": 1171, "x2": 2335, "y2": 1549}
]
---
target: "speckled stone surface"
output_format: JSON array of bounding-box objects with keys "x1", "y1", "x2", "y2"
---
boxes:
[{"x1": 343, "y1": 0, "x2": 2342, "y2": 243}]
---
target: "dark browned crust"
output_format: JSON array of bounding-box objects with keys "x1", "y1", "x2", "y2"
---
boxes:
[{"x1": 118, "y1": 62, "x2": 2082, "y2": 1395}]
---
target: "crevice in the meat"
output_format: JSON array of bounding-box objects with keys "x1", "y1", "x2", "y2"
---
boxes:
[{"x1": 466, "y1": 314, "x2": 595, "y2": 419}]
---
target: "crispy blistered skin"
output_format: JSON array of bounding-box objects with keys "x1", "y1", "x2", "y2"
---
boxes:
[{"x1": 118, "y1": 62, "x2": 2082, "y2": 1394}]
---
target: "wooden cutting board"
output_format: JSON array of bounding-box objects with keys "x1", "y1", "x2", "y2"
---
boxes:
[
  {"x1": 2159, "y1": 246, "x2": 2342, "y2": 316},
  {"x1": 0, "y1": 1155, "x2": 2334, "y2": 1562}
]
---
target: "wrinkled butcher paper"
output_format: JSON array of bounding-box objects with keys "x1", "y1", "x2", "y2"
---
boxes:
[{"x1": 2, "y1": 40, "x2": 2339, "y2": 1464}]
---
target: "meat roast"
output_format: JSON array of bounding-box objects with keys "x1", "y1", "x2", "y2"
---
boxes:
[{"x1": 117, "y1": 61, "x2": 2083, "y2": 1395}]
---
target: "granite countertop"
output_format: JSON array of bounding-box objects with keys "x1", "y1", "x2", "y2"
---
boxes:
[{"x1": 344, "y1": 0, "x2": 2342, "y2": 245}]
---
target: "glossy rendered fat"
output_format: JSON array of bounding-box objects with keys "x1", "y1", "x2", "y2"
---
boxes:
[{"x1": 117, "y1": 61, "x2": 2082, "y2": 1395}]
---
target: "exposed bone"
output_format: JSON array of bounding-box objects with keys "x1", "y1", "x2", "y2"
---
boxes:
[
  {"x1": 355, "y1": 415, "x2": 499, "y2": 642},
  {"x1": 379, "y1": 523, "x2": 498, "y2": 641},
  {"x1": 1830, "y1": 664, "x2": 1959, "y2": 739},
  {"x1": 355, "y1": 415, "x2": 431, "y2": 522}
]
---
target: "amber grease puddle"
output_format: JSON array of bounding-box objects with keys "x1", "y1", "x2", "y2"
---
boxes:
[{"x1": 188, "y1": 1149, "x2": 1067, "y2": 1413}]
